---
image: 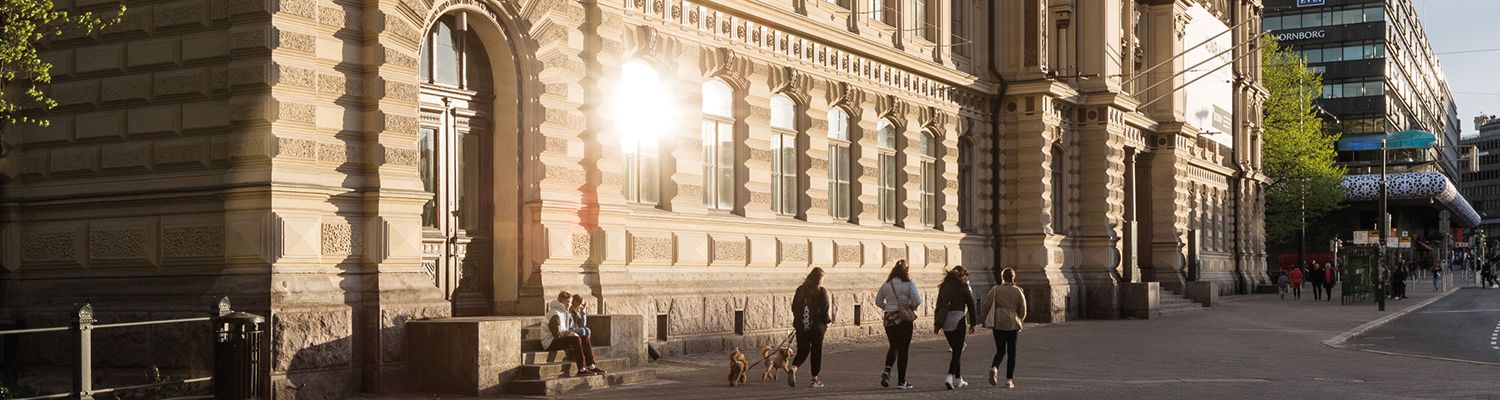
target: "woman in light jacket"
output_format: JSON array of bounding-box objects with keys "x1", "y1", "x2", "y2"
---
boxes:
[
  {"x1": 980, "y1": 267, "x2": 1026, "y2": 388},
  {"x1": 875, "y1": 260, "x2": 920, "y2": 389}
]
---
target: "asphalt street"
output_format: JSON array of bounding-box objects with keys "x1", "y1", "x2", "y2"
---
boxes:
[{"x1": 1345, "y1": 287, "x2": 1500, "y2": 364}]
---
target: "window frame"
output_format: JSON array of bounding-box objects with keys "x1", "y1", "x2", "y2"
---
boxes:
[
  {"x1": 828, "y1": 108, "x2": 853, "y2": 220},
  {"x1": 919, "y1": 131, "x2": 939, "y2": 228},
  {"x1": 701, "y1": 80, "x2": 736, "y2": 211},
  {"x1": 770, "y1": 95, "x2": 799, "y2": 216},
  {"x1": 877, "y1": 119, "x2": 899, "y2": 224},
  {"x1": 620, "y1": 61, "x2": 664, "y2": 205}
]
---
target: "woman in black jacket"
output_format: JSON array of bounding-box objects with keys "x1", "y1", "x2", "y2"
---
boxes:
[
  {"x1": 933, "y1": 266, "x2": 977, "y2": 390},
  {"x1": 789, "y1": 267, "x2": 830, "y2": 388}
]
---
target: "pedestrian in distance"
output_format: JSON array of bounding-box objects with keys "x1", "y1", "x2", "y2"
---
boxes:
[
  {"x1": 1432, "y1": 264, "x2": 1442, "y2": 291},
  {"x1": 1391, "y1": 266, "x2": 1407, "y2": 300},
  {"x1": 1277, "y1": 270, "x2": 1290, "y2": 300},
  {"x1": 1288, "y1": 266, "x2": 1304, "y2": 300},
  {"x1": 981, "y1": 267, "x2": 1026, "y2": 389},
  {"x1": 933, "y1": 266, "x2": 978, "y2": 390},
  {"x1": 876, "y1": 260, "x2": 921, "y2": 390},
  {"x1": 1309, "y1": 263, "x2": 1325, "y2": 301},
  {"x1": 1322, "y1": 262, "x2": 1336, "y2": 301},
  {"x1": 788, "y1": 267, "x2": 830, "y2": 388}
]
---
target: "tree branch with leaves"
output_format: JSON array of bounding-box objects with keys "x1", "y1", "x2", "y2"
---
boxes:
[
  {"x1": 1, "y1": 0, "x2": 124, "y2": 127},
  {"x1": 1260, "y1": 36, "x2": 1347, "y2": 246}
]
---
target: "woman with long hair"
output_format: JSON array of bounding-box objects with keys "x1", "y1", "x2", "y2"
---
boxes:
[
  {"x1": 788, "y1": 267, "x2": 830, "y2": 388},
  {"x1": 980, "y1": 267, "x2": 1026, "y2": 388},
  {"x1": 933, "y1": 265, "x2": 977, "y2": 389},
  {"x1": 875, "y1": 260, "x2": 921, "y2": 389}
]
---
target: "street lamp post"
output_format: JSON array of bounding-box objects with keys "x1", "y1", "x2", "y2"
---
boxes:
[
  {"x1": 1331, "y1": 238, "x2": 1342, "y2": 304},
  {"x1": 1377, "y1": 139, "x2": 1387, "y2": 311}
]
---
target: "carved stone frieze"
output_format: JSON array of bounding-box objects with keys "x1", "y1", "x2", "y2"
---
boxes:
[
  {"x1": 161, "y1": 224, "x2": 224, "y2": 258},
  {"x1": 699, "y1": 47, "x2": 752, "y2": 89},
  {"x1": 767, "y1": 66, "x2": 814, "y2": 104},
  {"x1": 825, "y1": 81, "x2": 864, "y2": 114}
]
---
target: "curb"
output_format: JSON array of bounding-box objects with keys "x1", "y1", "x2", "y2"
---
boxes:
[{"x1": 1321, "y1": 288, "x2": 1458, "y2": 349}]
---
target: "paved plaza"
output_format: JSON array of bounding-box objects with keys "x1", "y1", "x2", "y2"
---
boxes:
[{"x1": 557, "y1": 283, "x2": 1500, "y2": 399}]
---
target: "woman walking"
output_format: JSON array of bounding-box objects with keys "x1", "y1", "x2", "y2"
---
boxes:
[
  {"x1": 933, "y1": 266, "x2": 978, "y2": 390},
  {"x1": 875, "y1": 260, "x2": 921, "y2": 389},
  {"x1": 1288, "y1": 266, "x2": 1304, "y2": 300},
  {"x1": 788, "y1": 267, "x2": 830, "y2": 388},
  {"x1": 981, "y1": 267, "x2": 1026, "y2": 388}
]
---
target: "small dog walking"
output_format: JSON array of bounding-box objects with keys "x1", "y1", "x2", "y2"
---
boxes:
[
  {"x1": 759, "y1": 345, "x2": 794, "y2": 381},
  {"x1": 727, "y1": 347, "x2": 748, "y2": 386}
]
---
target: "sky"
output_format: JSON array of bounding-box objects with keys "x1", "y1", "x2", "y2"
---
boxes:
[{"x1": 1415, "y1": 0, "x2": 1500, "y2": 136}]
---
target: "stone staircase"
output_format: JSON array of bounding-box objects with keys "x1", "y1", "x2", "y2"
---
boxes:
[
  {"x1": 1155, "y1": 287, "x2": 1207, "y2": 317},
  {"x1": 406, "y1": 314, "x2": 655, "y2": 397},
  {"x1": 505, "y1": 325, "x2": 656, "y2": 396}
]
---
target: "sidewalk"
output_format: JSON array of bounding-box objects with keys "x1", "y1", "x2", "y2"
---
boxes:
[{"x1": 563, "y1": 285, "x2": 1498, "y2": 399}]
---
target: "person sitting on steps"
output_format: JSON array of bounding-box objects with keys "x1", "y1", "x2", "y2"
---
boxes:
[{"x1": 541, "y1": 291, "x2": 605, "y2": 376}]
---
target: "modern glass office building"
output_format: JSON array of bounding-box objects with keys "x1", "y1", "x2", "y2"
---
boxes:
[{"x1": 1265, "y1": 0, "x2": 1474, "y2": 265}]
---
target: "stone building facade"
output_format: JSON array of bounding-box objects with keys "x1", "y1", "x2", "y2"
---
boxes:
[{"x1": 0, "y1": 0, "x2": 1265, "y2": 397}]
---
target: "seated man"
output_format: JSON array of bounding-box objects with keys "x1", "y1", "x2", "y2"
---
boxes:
[{"x1": 542, "y1": 291, "x2": 604, "y2": 376}]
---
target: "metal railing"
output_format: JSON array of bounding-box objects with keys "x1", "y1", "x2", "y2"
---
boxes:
[{"x1": 0, "y1": 297, "x2": 264, "y2": 400}]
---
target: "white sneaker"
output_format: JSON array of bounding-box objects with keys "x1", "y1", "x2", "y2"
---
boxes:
[
  {"x1": 1006, "y1": 379, "x2": 1015, "y2": 389},
  {"x1": 989, "y1": 368, "x2": 999, "y2": 386},
  {"x1": 956, "y1": 378, "x2": 969, "y2": 388},
  {"x1": 898, "y1": 383, "x2": 915, "y2": 390},
  {"x1": 944, "y1": 374, "x2": 954, "y2": 390}
]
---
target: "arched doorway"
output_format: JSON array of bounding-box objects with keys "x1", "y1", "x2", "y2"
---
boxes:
[{"x1": 417, "y1": 9, "x2": 525, "y2": 316}]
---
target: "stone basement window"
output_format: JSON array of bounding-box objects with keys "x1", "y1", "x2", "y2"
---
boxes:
[
  {"x1": 734, "y1": 310, "x2": 745, "y2": 335},
  {"x1": 656, "y1": 314, "x2": 669, "y2": 341},
  {"x1": 854, "y1": 304, "x2": 863, "y2": 326}
]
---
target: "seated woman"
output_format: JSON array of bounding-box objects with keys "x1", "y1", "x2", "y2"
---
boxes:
[
  {"x1": 541, "y1": 291, "x2": 604, "y2": 376},
  {"x1": 569, "y1": 294, "x2": 592, "y2": 339}
]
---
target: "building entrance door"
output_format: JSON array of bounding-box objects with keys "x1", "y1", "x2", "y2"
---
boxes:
[{"x1": 418, "y1": 14, "x2": 503, "y2": 315}]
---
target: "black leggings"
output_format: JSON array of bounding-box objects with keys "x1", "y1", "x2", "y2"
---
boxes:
[
  {"x1": 791, "y1": 326, "x2": 825, "y2": 376},
  {"x1": 992, "y1": 329, "x2": 1018, "y2": 379},
  {"x1": 1323, "y1": 284, "x2": 1333, "y2": 300},
  {"x1": 1312, "y1": 282, "x2": 1322, "y2": 299},
  {"x1": 883, "y1": 320, "x2": 913, "y2": 383},
  {"x1": 943, "y1": 317, "x2": 968, "y2": 377},
  {"x1": 1292, "y1": 284, "x2": 1302, "y2": 299}
]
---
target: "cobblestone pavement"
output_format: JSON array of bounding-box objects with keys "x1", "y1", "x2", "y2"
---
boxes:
[{"x1": 561, "y1": 284, "x2": 1500, "y2": 400}]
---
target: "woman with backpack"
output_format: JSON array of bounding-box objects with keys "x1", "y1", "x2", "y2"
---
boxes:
[
  {"x1": 875, "y1": 260, "x2": 921, "y2": 389},
  {"x1": 788, "y1": 267, "x2": 830, "y2": 388},
  {"x1": 933, "y1": 266, "x2": 978, "y2": 390},
  {"x1": 981, "y1": 267, "x2": 1027, "y2": 388}
]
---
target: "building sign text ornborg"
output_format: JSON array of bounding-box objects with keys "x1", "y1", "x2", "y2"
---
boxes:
[{"x1": 1274, "y1": 29, "x2": 1326, "y2": 41}]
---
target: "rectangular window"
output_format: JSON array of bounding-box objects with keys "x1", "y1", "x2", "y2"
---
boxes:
[
  {"x1": 624, "y1": 140, "x2": 661, "y2": 204},
  {"x1": 702, "y1": 120, "x2": 734, "y2": 210},
  {"x1": 1366, "y1": 6, "x2": 1384, "y2": 22},
  {"x1": 1350, "y1": 45, "x2": 1374, "y2": 60},
  {"x1": 1264, "y1": 16, "x2": 1281, "y2": 31},
  {"x1": 1302, "y1": 12, "x2": 1323, "y2": 28},
  {"x1": 868, "y1": 0, "x2": 884, "y2": 23},
  {"x1": 921, "y1": 160, "x2": 937, "y2": 226},
  {"x1": 829, "y1": 144, "x2": 851, "y2": 219},
  {"x1": 1343, "y1": 9, "x2": 1364, "y2": 24},
  {"x1": 1282, "y1": 14, "x2": 1301, "y2": 30},
  {"x1": 772, "y1": 132, "x2": 798, "y2": 215},
  {"x1": 1344, "y1": 82, "x2": 1364, "y2": 96},
  {"x1": 879, "y1": 153, "x2": 897, "y2": 223},
  {"x1": 1323, "y1": 47, "x2": 1343, "y2": 62},
  {"x1": 952, "y1": 0, "x2": 968, "y2": 56},
  {"x1": 419, "y1": 127, "x2": 438, "y2": 228},
  {"x1": 1366, "y1": 81, "x2": 1385, "y2": 96},
  {"x1": 1304, "y1": 49, "x2": 1322, "y2": 63},
  {"x1": 915, "y1": 0, "x2": 932, "y2": 40}
]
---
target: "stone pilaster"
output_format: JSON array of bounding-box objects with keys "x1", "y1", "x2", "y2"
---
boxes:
[
  {"x1": 1072, "y1": 104, "x2": 1129, "y2": 318},
  {"x1": 1000, "y1": 88, "x2": 1077, "y2": 322}
]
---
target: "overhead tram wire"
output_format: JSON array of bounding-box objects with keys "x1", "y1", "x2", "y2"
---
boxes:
[{"x1": 1435, "y1": 47, "x2": 1500, "y2": 56}]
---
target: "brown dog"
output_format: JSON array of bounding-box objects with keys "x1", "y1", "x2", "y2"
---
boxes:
[
  {"x1": 759, "y1": 345, "x2": 794, "y2": 381},
  {"x1": 727, "y1": 347, "x2": 748, "y2": 386}
]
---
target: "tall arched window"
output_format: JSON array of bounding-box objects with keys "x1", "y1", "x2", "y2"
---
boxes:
[
  {"x1": 828, "y1": 108, "x2": 852, "y2": 219},
  {"x1": 919, "y1": 132, "x2": 938, "y2": 227},
  {"x1": 701, "y1": 80, "x2": 735, "y2": 210},
  {"x1": 618, "y1": 61, "x2": 665, "y2": 205},
  {"x1": 877, "y1": 120, "x2": 898, "y2": 224},
  {"x1": 771, "y1": 95, "x2": 798, "y2": 215}
]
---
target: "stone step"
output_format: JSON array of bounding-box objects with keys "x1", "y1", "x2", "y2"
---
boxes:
[
  {"x1": 504, "y1": 367, "x2": 657, "y2": 396},
  {"x1": 523, "y1": 346, "x2": 614, "y2": 364},
  {"x1": 516, "y1": 357, "x2": 634, "y2": 380},
  {"x1": 1155, "y1": 302, "x2": 1206, "y2": 317}
]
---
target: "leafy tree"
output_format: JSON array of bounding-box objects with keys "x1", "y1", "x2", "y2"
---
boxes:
[
  {"x1": 1260, "y1": 37, "x2": 1347, "y2": 254},
  {"x1": 1, "y1": 0, "x2": 124, "y2": 126}
]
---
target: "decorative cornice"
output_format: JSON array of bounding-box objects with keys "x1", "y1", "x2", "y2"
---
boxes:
[
  {"x1": 826, "y1": 81, "x2": 865, "y2": 114},
  {"x1": 767, "y1": 65, "x2": 814, "y2": 104},
  {"x1": 699, "y1": 46, "x2": 754, "y2": 90},
  {"x1": 624, "y1": 25, "x2": 683, "y2": 67}
]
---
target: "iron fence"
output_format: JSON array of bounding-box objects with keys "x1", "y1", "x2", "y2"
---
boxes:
[{"x1": 0, "y1": 297, "x2": 264, "y2": 400}]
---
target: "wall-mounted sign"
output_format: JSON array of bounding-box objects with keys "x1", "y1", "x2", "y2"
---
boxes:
[
  {"x1": 1273, "y1": 29, "x2": 1327, "y2": 41},
  {"x1": 1298, "y1": 0, "x2": 1326, "y2": 7},
  {"x1": 1184, "y1": 4, "x2": 1234, "y2": 148}
]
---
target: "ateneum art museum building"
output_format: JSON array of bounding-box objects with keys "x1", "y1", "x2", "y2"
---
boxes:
[{"x1": 0, "y1": 0, "x2": 1269, "y2": 396}]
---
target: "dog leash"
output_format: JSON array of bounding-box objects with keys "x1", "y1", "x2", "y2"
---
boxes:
[{"x1": 744, "y1": 330, "x2": 797, "y2": 370}]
